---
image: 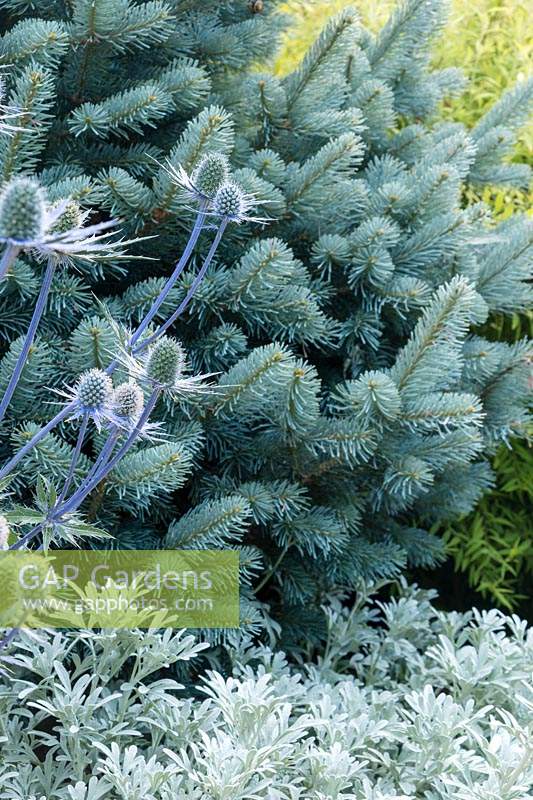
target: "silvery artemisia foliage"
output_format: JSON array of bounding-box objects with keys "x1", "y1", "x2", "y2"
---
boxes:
[
  {"x1": 0, "y1": 0, "x2": 531, "y2": 634},
  {"x1": 0, "y1": 583, "x2": 532, "y2": 799}
]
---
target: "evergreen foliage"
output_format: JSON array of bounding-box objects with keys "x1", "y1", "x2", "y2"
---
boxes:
[
  {"x1": 0, "y1": 582, "x2": 532, "y2": 799},
  {"x1": 276, "y1": 0, "x2": 533, "y2": 613},
  {"x1": 0, "y1": 0, "x2": 531, "y2": 636},
  {"x1": 441, "y1": 433, "x2": 532, "y2": 612}
]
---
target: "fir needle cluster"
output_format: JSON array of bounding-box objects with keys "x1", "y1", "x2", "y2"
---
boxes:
[{"x1": 0, "y1": 0, "x2": 531, "y2": 667}]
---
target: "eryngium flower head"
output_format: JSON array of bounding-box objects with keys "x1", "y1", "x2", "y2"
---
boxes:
[
  {"x1": 158, "y1": 152, "x2": 230, "y2": 205},
  {"x1": 76, "y1": 369, "x2": 114, "y2": 411},
  {"x1": 0, "y1": 180, "x2": 140, "y2": 265},
  {"x1": 113, "y1": 381, "x2": 144, "y2": 418},
  {"x1": 146, "y1": 338, "x2": 186, "y2": 387},
  {"x1": 191, "y1": 153, "x2": 230, "y2": 198},
  {"x1": 0, "y1": 515, "x2": 9, "y2": 550},
  {"x1": 0, "y1": 178, "x2": 46, "y2": 243},
  {"x1": 120, "y1": 337, "x2": 215, "y2": 398},
  {"x1": 212, "y1": 181, "x2": 266, "y2": 224},
  {"x1": 112, "y1": 380, "x2": 164, "y2": 441},
  {"x1": 56, "y1": 368, "x2": 115, "y2": 430},
  {"x1": 50, "y1": 200, "x2": 83, "y2": 234}
]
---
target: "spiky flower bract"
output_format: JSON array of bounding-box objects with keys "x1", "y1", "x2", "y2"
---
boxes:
[
  {"x1": 0, "y1": 71, "x2": 22, "y2": 135},
  {"x1": 0, "y1": 178, "x2": 46, "y2": 244},
  {"x1": 32, "y1": 207, "x2": 134, "y2": 266},
  {"x1": 0, "y1": 178, "x2": 139, "y2": 266}
]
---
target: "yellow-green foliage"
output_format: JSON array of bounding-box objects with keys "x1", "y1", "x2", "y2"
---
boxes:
[
  {"x1": 277, "y1": 0, "x2": 532, "y2": 163},
  {"x1": 277, "y1": 2, "x2": 390, "y2": 75},
  {"x1": 433, "y1": 0, "x2": 531, "y2": 154},
  {"x1": 439, "y1": 439, "x2": 533, "y2": 611},
  {"x1": 454, "y1": 311, "x2": 533, "y2": 612}
]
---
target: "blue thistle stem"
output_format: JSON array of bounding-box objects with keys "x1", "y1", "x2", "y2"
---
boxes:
[
  {"x1": 57, "y1": 413, "x2": 89, "y2": 504},
  {"x1": 52, "y1": 389, "x2": 160, "y2": 520},
  {"x1": 9, "y1": 396, "x2": 157, "y2": 551},
  {"x1": 11, "y1": 415, "x2": 92, "y2": 544},
  {"x1": 0, "y1": 626, "x2": 19, "y2": 657},
  {"x1": 0, "y1": 243, "x2": 20, "y2": 281},
  {"x1": 135, "y1": 218, "x2": 228, "y2": 353},
  {"x1": 0, "y1": 258, "x2": 56, "y2": 425},
  {"x1": 10, "y1": 520, "x2": 45, "y2": 551},
  {"x1": 129, "y1": 202, "x2": 207, "y2": 348},
  {"x1": 82, "y1": 427, "x2": 120, "y2": 487},
  {"x1": 0, "y1": 403, "x2": 74, "y2": 481}
]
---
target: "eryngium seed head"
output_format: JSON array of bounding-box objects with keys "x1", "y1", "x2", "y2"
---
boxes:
[
  {"x1": 113, "y1": 381, "x2": 144, "y2": 418},
  {"x1": 0, "y1": 514, "x2": 9, "y2": 550},
  {"x1": 0, "y1": 178, "x2": 46, "y2": 242},
  {"x1": 52, "y1": 200, "x2": 82, "y2": 234},
  {"x1": 192, "y1": 153, "x2": 230, "y2": 198},
  {"x1": 146, "y1": 338, "x2": 185, "y2": 386},
  {"x1": 213, "y1": 181, "x2": 245, "y2": 219},
  {"x1": 76, "y1": 369, "x2": 113, "y2": 410}
]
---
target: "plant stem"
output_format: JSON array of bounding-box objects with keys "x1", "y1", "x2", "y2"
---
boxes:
[
  {"x1": 84, "y1": 427, "x2": 119, "y2": 486},
  {"x1": 0, "y1": 258, "x2": 56, "y2": 425},
  {"x1": 129, "y1": 202, "x2": 207, "y2": 348},
  {"x1": 53, "y1": 389, "x2": 160, "y2": 519},
  {"x1": 135, "y1": 219, "x2": 228, "y2": 353},
  {"x1": 9, "y1": 396, "x2": 156, "y2": 551},
  {"x1": 10, "y1": 520, "x2": 45, "y2": 551},
  {"x1": 0, "y1": 243, "x2": 20, "y2": 281},
  {"x1": 255, "y1": 540, "x2": 293, "y2": 593},
  {"x1": 57, "y1": 413, "x2": 88, "y2": 504},
  {"x1": 0, "y1": 402, "x2": 74, "y2": 481},
  {"x1": 0, "y1": 626, "x2": 19, "y2": 656},
  {"x1": 63, "y1": 426, "x2": 119, "y2": 522}
]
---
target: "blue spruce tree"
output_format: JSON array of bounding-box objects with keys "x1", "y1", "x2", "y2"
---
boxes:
[{"x1": 0, "y1": 0, "x2": 531, "y2": 640}]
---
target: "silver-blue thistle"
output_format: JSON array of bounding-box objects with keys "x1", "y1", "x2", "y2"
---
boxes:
[
  {"x1": 213, "y1": 181, "x2": 246, "y2": 220},
  {"x1": 0, "y1": 178, "x2": 46, "y2": 243},
  {"x1": 75, "y1": 369, "x2": 113, "y2": 411},
  {"x1": 146, "y1": 338, "x2": 186, "y2": 387},
  {"x1": 113, "y1": 381, "x2": 144, "y2": 418},
  {"x1": 191, "y1": 153, "x2": 230, "y2": 198}
]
